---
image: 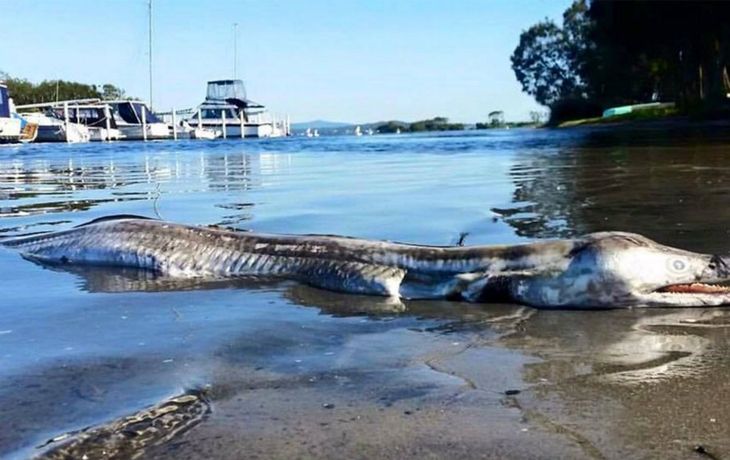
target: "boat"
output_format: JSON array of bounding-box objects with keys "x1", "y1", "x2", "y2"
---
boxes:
[
  {"x1": 19, "y1": 111, "x2": 91, "y2": 143},
  {"x1": 186, "y1": 80, "x2": 286, "y2": 138},
  {"x1": 107, "y1": 100, "x2": 170, "y2": 140},
  {"x1": 313, "y1": 129, "x2": 320, "y2": 137},
  {"x1": 0, "y1": 83, "x2": 22, "y2": 144},
  {"x1": 18, "y1": 118, "x2": 38, "y2": 143},
  {"x1": 354, "y1": 125, "x2": 362, "y2": 136},
  {"x1": 17, "y1": 100, "x2": 123, "y2": 143},
  {"x1": 65, "y1": 104, "x2": 123, "y2": 141},
  {"x1": 189, "y1": 125, "x2": 219, "y2": 140}
]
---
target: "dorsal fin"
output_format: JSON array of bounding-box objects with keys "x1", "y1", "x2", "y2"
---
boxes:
[{"x1": 75, "y1": 214, "x2": 156, "y2": 228}]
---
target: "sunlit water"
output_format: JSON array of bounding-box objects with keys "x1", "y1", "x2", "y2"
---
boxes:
[{"x1": 3, "y1": 128, "x2": 730, "y2": 458}]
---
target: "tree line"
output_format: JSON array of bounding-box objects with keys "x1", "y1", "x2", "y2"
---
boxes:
[
  {"x1": 511, "y1": 1, "x2": 730, "y2": 122},
  {"x1": 376, "y1": 117, "x2": 464, "y2": 133},
  {"x1": 1, "y1": 71, "x2": 126, "y2": 106}
]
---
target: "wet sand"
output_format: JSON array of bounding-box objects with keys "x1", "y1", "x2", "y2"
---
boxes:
[{"x1": 16, "y1": 300, "x2": 730, "y2": 459}]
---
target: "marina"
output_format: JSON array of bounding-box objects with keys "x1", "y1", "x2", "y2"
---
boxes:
[{"x1": 4, "y1": 82, "x2": 291, "y2": 145}]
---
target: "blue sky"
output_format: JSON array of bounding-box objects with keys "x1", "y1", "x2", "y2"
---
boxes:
[{"x1": 0, "y1": 0, "x2": 570, "y2": 123}]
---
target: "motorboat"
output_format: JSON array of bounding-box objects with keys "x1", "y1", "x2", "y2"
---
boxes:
[
  {"x1": 65, "y1": 104, "x2": 123, "y2": 141},
  {"x1": 0, "y1": 83, "x2": 22, "y2": 144},
  {"x1": 107, "y1": 101, "x2": 170, "y2": 140},
  {"x1": 19, "y1": 111, "x2": 91, "y2": 143},
  {"x1": 186, "y1": 80, "x2": 286, "y2": 138},
  {"x1": 16, "y1": 100, "x2": 126, "y2": 143}
]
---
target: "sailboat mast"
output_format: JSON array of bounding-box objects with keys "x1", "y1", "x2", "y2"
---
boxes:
[
  {"x1": 148, "y1": 0, "x2": 154, "y2": 109},
  {"x1": 233, "y1": 22, "x2": 238, "y2": 79}
]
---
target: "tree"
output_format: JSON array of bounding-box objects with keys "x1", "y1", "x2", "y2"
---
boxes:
[
  {"x1": 0, "y1": 73, "x2": 127, "y2": 105},
  {"x1": 586, "y1": 1, "x2": 730, "y2": 110},
  {"x1": 510, "y1": 19, "x2": 586, "y2": 107},
  {"x1": 101, "y1": 84, "x2": 125, "y2": 100},
  {"x1": 529, "y1": 111, "x2": 546, "y2": 124}
]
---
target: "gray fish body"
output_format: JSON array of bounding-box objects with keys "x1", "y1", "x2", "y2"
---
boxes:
[{"x1": 4, "y1": 216, "x2": 730, "y2": 308}]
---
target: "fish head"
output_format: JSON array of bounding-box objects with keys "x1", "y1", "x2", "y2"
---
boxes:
[{"x1": 508, "y1": 232, "x2": 730, "y2": 308}]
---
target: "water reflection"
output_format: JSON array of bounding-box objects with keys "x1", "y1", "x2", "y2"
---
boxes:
[
  {"x1": 499, "y1": 137, "x2": 730, "y2": 253},
  {"x1": 0, "y1": 149, "x2": 288, "y2": 234}
]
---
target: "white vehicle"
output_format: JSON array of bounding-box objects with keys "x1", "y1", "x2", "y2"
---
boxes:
[{"x1": 0, "y1": 83, "x2": 22, "y2": 144}]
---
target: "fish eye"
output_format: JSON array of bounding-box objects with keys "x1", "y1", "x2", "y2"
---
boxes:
[{"x1": 669, "y1": 259, "x2": 687, "y2": 272}]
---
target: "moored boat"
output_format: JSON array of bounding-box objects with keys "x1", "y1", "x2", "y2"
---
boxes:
[
  {"x1": 107, "y1": 101, "x2": 170, "y2": 140},
  {"x1": 186, "y1": 79, "x2": 287, "y2": 138},
  {"x1": 0, "y1": 83, "x2": 22, "y2": 144}
]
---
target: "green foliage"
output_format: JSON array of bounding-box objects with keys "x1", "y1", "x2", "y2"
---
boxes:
[
  {"x1": 511, "y1": 14, "x2": 587, "y2": 107},
  {"x1": 101, "y1": 84, "x2": 125, "y2": 100},
  {"x1": 586, "y1": 1, "x2": 730, "y2": 110},
  {"x1": 409, "y1": 117, "x2": 464, "y2": 132},
  {"x1": 375, "y1": 117, "x2": 464, "y2": 133},
  {"x1": 514, "y1": 0, "x2": 730, "y2": 121},
  {"x1": 375, "y1": 121, "x2": 407, "y2": 133},
  {"x1": 0, "y1": 72, "x2": 127, "y2": 105}
]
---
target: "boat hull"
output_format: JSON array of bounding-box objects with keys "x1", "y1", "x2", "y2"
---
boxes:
[{"x1": 0, "y1": 118, "x2": 22, "y2": 144}]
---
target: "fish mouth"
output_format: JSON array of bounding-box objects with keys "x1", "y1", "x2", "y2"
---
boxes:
[{"x1": 656, "y1": 282, "x2": 730, "y2": 294}]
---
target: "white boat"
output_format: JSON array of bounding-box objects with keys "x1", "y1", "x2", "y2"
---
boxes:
[
  {"x1": 190, "y1": 127, "x2": 219, "y2": 140},
  {"x1": 354, "y1": 125, "x2": 362, "y2": 136},
  {"x1": 70, "y1": 105, "x2": 123, "y2": 141},
  {"x1": 17, "y1": 101, "x2": 121, "y2": 143},
  {"x1": 107, "y1": 101, "x2": 170, "y2": 140},
  {"x1": 305, "y1": 128, "x2": 313, "y2": 137},
  {"x1": 313, "y1": 129, "x2": 319, "y2": 137},
  {"x1": 20, "y1": 112, "x2": 91, "y2": 143},
  {"x1": 186, "y1": 80, "x2": 286, "y2": 138},
  {"x1": 0, "y1": 83, "x2": 22, "y2": 144}
]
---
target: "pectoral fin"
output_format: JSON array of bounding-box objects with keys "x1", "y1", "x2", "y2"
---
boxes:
[{"x1": 298, "y1": 261, "x2": 406, "y2": 297}]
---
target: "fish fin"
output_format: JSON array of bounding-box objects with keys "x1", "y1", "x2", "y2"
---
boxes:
[
  {"x1": 301, "y1": 262, "x2": 406, "y2": 298},
  {"x1": 461, "y1": 272, "x2": 531, "y2": 303}
]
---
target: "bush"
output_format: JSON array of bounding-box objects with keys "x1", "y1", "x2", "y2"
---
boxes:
[{"x1": 548, "y1": 98, "x2": 603, "y2": 124}]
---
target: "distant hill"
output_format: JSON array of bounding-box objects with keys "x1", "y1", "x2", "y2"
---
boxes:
[{"x1": 291, "y1": 120, "x2": 353, "y2": 130}]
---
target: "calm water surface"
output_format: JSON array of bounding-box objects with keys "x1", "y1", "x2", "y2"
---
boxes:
[{"x1": 2, "y1": 129, "x2": 730, "y2": 458}]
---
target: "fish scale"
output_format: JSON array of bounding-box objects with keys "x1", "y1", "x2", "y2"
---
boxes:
[{"x1": 2, "y1": 218, "x2": 409, "y2": 297}]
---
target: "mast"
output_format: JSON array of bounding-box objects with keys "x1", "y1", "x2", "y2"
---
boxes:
[
  {"x1": 148, "y1": 0, "x2": 154, "y2": 109},
  {"x1": 233, "y1": 22, "x2": 238, "y2": 79}
]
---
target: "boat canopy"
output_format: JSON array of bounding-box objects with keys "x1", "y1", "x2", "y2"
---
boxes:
[
  {"x1": 199, "y1": 107, "x2": 239, "y2": 120},
  {"x1": 0, "y1": 85, "x2": 10, "y2": 118},
  {"x1": 206, "y1": 80, "x2": 247, "y2": 102},
  {"x1": 112, "y1": 102, "x2": 162, "y2": 124},
  {"x1": 53, "y1": 106, "x2": 118, "y2": 129}
]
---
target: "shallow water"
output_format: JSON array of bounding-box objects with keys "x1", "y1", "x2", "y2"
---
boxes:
[{"x1": 2, "y1": 128, "x2": 730, "y2": 458}]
